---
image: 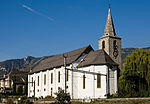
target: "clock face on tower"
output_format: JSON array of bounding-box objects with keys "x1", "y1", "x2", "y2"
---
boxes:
[
  {"x1": 113, "y1": 42, "x2": 118, "y2": 58},
  {"x1": 113, "y1": 40, "x2": 118, "y2": 58},
  {"x1": 113, "y1": 50, "x2": 118, "y2": 58}
]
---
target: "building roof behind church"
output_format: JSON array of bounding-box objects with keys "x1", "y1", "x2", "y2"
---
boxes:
[
  {"x1": 4, "y1": 69, "x2": 28, "y2": 84},
  {"x1": 78, "y1": 49, "x2": 118, "y2": 68},
  {"x1": 30, "y1": 45, "x2": 93, "y2": 73}
]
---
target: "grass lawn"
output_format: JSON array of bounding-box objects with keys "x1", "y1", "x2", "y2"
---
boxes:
[{"x1": 71, "y1": 99, "x2": 150, "y2": 104}]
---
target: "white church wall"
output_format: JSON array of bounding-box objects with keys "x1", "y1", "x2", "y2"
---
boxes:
[
  {"x1": 55, "y1": 68, "x2": 62, "y2": 92},
  {"x1": 38, "y1": 72, "x2": 42, "y2": 97},
  {"x1": 48, "y1": 69, "x2": 55, "y2": 97},
  {"x1": 28, "y1": 74, "x2": 33, "y2": 97},
  {"x1": 66, "y1": 66, "x2": 73, "y2": 98},
  {"x1": 76, "y1": 65, "x2": 107, "y2": 99},
  {"x1": 114, "y1": 69, "x2": 118, "y2": 93},
  {"x1": 41, "y1": 71, "x2": 47, "y2": 98},
  {"x1": 109, "y1": 67, "x2": 118, "y2": 95},
  {"x1": 28, "y1": 64, "x2": 117, "y2": 99},
  {"x1": 94, "y1": 65, "x2": 107, "y2": 98},
  {"x1": 77, "y1": 66, "x2": 94, "y2": 99},
  {"x1": 28, "y1": 65, "x2": 73, "y2": 98},
  {"x1": 28, "y1": 73, "x2": 37, "y2": 97},
  {"x1": 72, "y1": 68, "x2": 78, "y2": 99},
  {"x1": 46, "y1": 70, "x2": 50, "y2": 97}
]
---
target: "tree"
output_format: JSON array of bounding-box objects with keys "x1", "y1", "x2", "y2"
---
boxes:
[
  {"x1": 12, "y1": 75, "x2": 16, "y2": 94},
  {"x1": 118, "y1": 49, "x2": 150, "y2": 97},
  {"x1": 17, "y1": 86, "x2": 23, "y2": 95},
  {"x1": 24, "y1": 77, "x2": 28, "y2": 95},
  {"x1": 118, "y1": 70, "x2": 141, "y2": 97},
  {"x1": 55, "y1": 88, "x2": 70, "y2": 104}
]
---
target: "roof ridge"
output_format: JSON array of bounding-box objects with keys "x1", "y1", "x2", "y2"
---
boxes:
[
  {"x1": 61, "y1": 45, "x2": 92, "y2": 56},
  {"x1": 44, "y1": 45, "x2": 93, "y2": 62}
]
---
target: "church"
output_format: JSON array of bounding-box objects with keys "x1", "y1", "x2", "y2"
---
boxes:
[{"x1": 28, "y1": 7, "x2": 122, "y2": 99}]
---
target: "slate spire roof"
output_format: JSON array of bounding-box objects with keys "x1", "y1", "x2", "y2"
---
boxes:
[
  {"x1": 100, "y1": 7, "x2": 121, "y2": 39},
  {"x1": 104, "y1": 7, "x2": 116, "y2": 36}
]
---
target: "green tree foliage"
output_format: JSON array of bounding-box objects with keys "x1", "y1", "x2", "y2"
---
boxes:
[
  {"x1": 24, "y1": 77, "x2": 28, "y2": 95},
  {"x1": 17, "y1": 86, "x2": 23, "y2": 95},
  {"x1": 118, "y1": 49, "x2": 150, "y2": 97},
  {"x1": 55, "y1": 88, "x2": 71, "y2": 104},
  {"x1": 12, "y1": 75, "x2": 16, "y2": 94}
]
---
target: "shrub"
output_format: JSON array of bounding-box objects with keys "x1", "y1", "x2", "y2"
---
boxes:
[
  {"x1": 23, "y1": 99, "x2": 33, "y2": 104},
  {"x1": 6, "y1": 98, "x2": 14, "y2": 104},
  {"x1": 45, "y1": 95, "x2": 53, "y2": 99},
  {"x1": 55, "y1": 88, "x2": 71, "y2": 104}
]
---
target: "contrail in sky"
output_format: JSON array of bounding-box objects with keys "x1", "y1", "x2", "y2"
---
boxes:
[{"x1": 22, "y1": 4, "x2": 54, "y2": 21}]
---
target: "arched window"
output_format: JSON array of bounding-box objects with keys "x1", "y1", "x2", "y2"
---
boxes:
[
  {"x1": 113, "y1": 40, "x2": 117, "y2": 50},
  {"x1": 37, "y1": 76, "x2": 39, "y2": 86},
  {"x1": 83, "y1": 75, "x2": 85, "y2": 89},
  {"x1": 97, "y1": 73, "x2": 101, "y2": 88},
  {"x1": 51, "y1": 73, "x2": 53, "y2": 84},
  {"x1": 102, "y1": 41, "x2": 105, "y2": 49},
  {"x1": 44, "y1": 74, "x2": 46, "y2": 85},
  {"x1": 58, "y1": 71, "x2": 60, "y2": 83},
  {"x1": 51, "y1": 88, "x2": 53, "y2": 96}
]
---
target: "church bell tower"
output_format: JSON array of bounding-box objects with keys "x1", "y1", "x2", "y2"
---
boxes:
[{"x1": 99, "y1": 7, "x2": 122, "y2": 69}]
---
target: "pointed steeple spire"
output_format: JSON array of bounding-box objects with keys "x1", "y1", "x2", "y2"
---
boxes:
[{"x1": 104, "y1": 7, "x2": 116, "y2": 36}]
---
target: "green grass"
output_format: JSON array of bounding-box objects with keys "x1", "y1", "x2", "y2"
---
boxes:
[{"x1": 71, "y1": 99, "x2": 150, "y2": 104}]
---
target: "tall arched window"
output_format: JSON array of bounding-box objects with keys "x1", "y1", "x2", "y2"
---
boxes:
[
  {"x1": 97, "y1": 73, "x2": 101, "y2": 88},
  {"x1": 83, "y1": 75, "x2": 85, "y2": 89},
  {"x1": 44, "y1": 74, "x2": 46, "y2": 85},
  {"x1": 113, "y1": 40, "x2": 117, "y2": 50},
  {"x1": 51, "y1": 88, "x2": 53, "y2": 96},
  {"x1": 102, "y1": 41, "x2": 105, "y2": 49},
  {"x1": 58, "y1": 71, "x2": 60, "y2": 83}
]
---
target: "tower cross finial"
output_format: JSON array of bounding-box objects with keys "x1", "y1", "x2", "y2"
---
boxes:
[{"x1": 108, "y1": 0, "x2": 111, "y2": 9}]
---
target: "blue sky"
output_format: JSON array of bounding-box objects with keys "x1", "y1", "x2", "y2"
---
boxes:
[{"x1": 0, "y1": 0, "x2": 150, "y2": 61}]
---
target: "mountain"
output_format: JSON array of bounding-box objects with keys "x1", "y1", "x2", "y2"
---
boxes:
[
  {"x1": 0, "y1": 56, "x2": 39, "y2": 77},
  {"x1": 122, "y1": 48, "x2": 136, "y2": 62},
  {"x1": 0, "y1": 47, "x2": 150, "y2": 77},
  {"x1": 122, "y1": 46, "x2": 150, "y2": 62},
  {"x1": 0, "y1": 56, "x2": 39, "y2": 71}
]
